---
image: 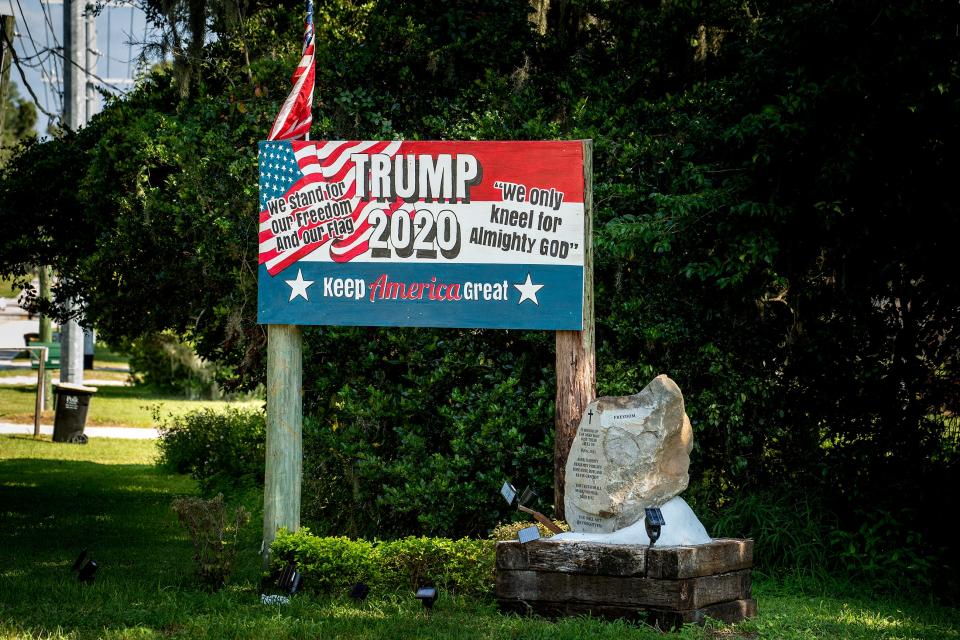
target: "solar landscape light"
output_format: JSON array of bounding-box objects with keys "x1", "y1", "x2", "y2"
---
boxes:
[
  {"x1": 644, "y1": 507, "x2": 666, "y2": 547},
  {"x1": 349, "y1": 582, "x2": 370, "y2": 601},
  {"x1": 71, "y1": 550, "x2": 89, "y2": 572},
  {"x1": 518, "y1": 486, "x2": 536, "y2": 507},
  {"x1": 517, "y1": 525, "x2": 542, "y2": 544},
  {"x1": 415, "y1": 586, "x2": 438, "y2": 609},
  {"x1": 500, "y1": 481, "x2": 517, "y2": 506},
  {"x1": 500, "y1": 479, "x2": 564, "y2": 534},
  {"x1": 276, "y1": 561, "x2": 302, "y2": 595},
  {"x1": 71, "y1": 549, "x2": 98, "y2": 584}
]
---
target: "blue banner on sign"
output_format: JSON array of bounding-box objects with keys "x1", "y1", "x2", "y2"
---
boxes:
[{"x1": 258, "y1": 263, "x2": 583, "y2": 330}]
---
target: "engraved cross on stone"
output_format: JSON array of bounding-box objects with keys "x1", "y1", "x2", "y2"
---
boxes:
[{"x1": 587, "y1": 409, "x2": 594, "y2": 424}]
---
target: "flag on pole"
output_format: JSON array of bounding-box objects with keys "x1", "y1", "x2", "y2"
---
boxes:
[{"x1": 268, "y1": 0, "x2": 315, "y2": 141}]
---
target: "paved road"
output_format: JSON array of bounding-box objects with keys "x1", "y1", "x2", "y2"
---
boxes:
[{"x1": 0, "y1": 422, "x2": 158, "y2": 439}]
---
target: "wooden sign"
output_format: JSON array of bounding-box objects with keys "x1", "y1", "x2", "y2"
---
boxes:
[{"x1": 257, "y1": 140, "x2": 586, "y2": 330}]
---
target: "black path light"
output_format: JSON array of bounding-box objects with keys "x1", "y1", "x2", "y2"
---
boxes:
[
  {"x1": 644, "y1": 507, "x2": 666, "y2": 547},
  {"x1": 415, "y1": 586, "x2": 438, "y2": 610},
  {"x1": 501, "y1": 479, "x2": 564, "y2": 535},
  {"x1": 71, "y1": 549, "x2": 98, "y2": 584},
  {"x1": 260, "y1": 561, "x2": 302, "y2": 605},
  {"x1": 349, "y1": 582, "x2": 370, "y2": 601},
  {"x1": 276, "y1": 561, "x2": 302, "y2": 595}
]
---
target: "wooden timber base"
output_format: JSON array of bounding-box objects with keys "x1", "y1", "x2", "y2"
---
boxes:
[{"x1": 495, "y1": 538, "x2": 756, "y2": 630}]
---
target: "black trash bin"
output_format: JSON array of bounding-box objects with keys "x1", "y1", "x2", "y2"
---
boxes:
[{"x1": 52, "y1": 383, "x2": 98, "y2": 444}]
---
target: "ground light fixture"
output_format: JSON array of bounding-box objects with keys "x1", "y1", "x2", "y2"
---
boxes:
[
  {"x1": 517, "y1": 525, "x2": 542, "y2": 544},
  {"x1": 644, "y1": 507, "x2": 666, "y2": 547},
  {"x1": 260, "y1": 561, "x2": 303, "y2": 605},
  {"x1": 349, "y1": 582, "x2": 370, "y2": 601},
  {"x1": 71, "y1": 550, "x2": 98, "y2": 584},
  {"x1": 277, "y1": 561, "x2": 302, "y2": 595},
  {"x1": 415, "y1": 586, "x2": 438, "y2": 609},
  {"x1": 500, "y1": 479, "x2": 564, "y2": 534}
]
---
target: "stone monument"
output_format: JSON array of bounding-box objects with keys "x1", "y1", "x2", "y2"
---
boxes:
[
  {"x1": 495, "y1": 374, "x2": 755, "y2": 626},
  {"x1": 556, "y1": 374, "x2": 710, "y2": 545},
  {"x1": 495, "y1": 374, "x2": 756, "y2": 626}
]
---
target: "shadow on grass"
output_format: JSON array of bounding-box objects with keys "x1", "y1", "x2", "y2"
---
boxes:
[{"x1": 0, "y1": 454, "x2": 269, "y2": 638}]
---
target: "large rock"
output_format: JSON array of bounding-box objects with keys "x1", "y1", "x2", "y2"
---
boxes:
[{"x1": 564, "y1": 374, "x2": 693, "y2": 533}]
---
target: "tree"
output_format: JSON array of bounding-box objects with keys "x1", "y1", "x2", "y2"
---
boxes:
[
  {"x1": 0, "y1": 1, "x2": 957, "y2": 590},
  {"x1": 0, "y1": 81, "x2": 36, "y2": 166}
]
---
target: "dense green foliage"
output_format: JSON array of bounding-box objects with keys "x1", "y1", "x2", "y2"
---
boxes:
[
  {"x1": 157, "y1": 407, "x2": 266, "y2": 493},
  {"x1": 0, "y1": 82, "x2": 36, "y2": 166},
  {"x1": 1, "y1": 0, "x2": 958, "y2": 596},
  {"x1": 270, "y1": 528, "x2": 496, "y2": 598}
]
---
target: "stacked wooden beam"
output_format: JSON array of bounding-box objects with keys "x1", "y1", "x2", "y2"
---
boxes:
[{"x1": 496, "y1": 538, "x2": 756, "y2": 629}]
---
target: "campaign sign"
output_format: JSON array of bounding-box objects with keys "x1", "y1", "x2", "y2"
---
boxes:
[{"x1": 257, "y1": 140, "x2": 585, "y2": 329}]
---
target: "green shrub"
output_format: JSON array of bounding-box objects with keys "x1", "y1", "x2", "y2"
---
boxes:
[
  {"x1": 270, "y1": 529, "x2": 377, "y2": 593},
  {"x1": 123, "y1": 331, "x2": 225, "y2": 399},
  {"x1": 300, "y1": 327, "x2": 556, "y2": 539},
  {"x1": 156, "y1": 407, "x2": 265, "y2": 494},
  {"x1": 830, "y1": 509, "x2": 935, "y2": 593},
  {"x1": 269, "y1": 529, "x2": 495, "y2": 598}
]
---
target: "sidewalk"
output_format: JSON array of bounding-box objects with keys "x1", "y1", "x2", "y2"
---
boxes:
[{"x1": 0, "y1": 422, "x2": 158, "y2": 439}]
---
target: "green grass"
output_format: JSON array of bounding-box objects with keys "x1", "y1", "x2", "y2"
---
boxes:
[
  {"x1": 0, "y1": 276, "x2": 25, "y2": 299},
  {"x1": 0, "y1": 385, "x2": 263, "y2": 427},
  {"x1": 1, "y1": 436, "x2": 958, "y2": 640}
]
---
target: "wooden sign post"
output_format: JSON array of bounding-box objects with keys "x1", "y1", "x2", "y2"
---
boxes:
[
  {"x1": 259, "y1": 140, "x2": 595, "y2": 561},
  {"x1": 554, "y1": 140, "x2": 595, "y2": 521},
  {"x1": 262, "y1": 324, "x2": 302, "y2": 563}
]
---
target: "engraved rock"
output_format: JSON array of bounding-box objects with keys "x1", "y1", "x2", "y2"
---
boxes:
[{"x1": 564, "y1": 374, "x2": 693, "y2": 533}]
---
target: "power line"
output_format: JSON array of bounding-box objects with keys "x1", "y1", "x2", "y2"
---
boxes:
[
  {"x1": 46, "y1": 43, "x2": 129, "y2": 93},
  {"x1": 13, "y1": 0, "x2": 58, "y2": 112},
  {"x1": 0, "y1": 27, "x2": 58, "y2": 118},
  {"x1": 40, "y1": 3, "x2": 61, "y2": 113}
]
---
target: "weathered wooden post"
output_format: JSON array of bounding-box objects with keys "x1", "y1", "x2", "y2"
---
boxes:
[
  {"x1": 262, "y1": 324, "x2": 303, "y2": 564},
  {"x1": 554, "y1": 139, "x2": 595, "y2": 520}
]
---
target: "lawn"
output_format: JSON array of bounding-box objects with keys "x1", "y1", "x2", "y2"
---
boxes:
[
  {"x1": 0, "y1": 436, "x2": 957, "y2": 640},
  {"x1": 0, "y1": 384, "x2": 263, "y2": 427}
]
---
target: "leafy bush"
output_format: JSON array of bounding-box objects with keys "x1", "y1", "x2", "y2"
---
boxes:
[
  {"x1": 270, "y1": 529, "x2": 495, "y2": 597},
  {"x1": 300, "y1": 327, "x2": 556, "y2": 539},
  {"x1": 157, "y1": 407, "x2": 265, "y2": 494},
  {"x1": 124, "y1": 332, "x2": 225, "y2": 399},
  {"x1": 171, "y1": 494, "x2": 250, "y2": 590}
]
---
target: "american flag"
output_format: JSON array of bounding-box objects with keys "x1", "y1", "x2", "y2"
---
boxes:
[
  {"x1": 259, "y1": 140, "x2": 404, "y2": 275},
  {"x1": 267, "y1": 0, "x2": 315, "y2": 141}
]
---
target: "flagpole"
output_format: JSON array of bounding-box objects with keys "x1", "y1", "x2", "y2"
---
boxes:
[{"x1": 262, "y1": 0, "x2": 313, "y2": 568}]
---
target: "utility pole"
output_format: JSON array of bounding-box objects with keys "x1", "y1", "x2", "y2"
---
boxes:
[
  {"x1": 60, "y1": 0, "x2": 97, "y2": 384},
  {"x1": 1, "y1": 15, "x2": 15, "y2": 144}
]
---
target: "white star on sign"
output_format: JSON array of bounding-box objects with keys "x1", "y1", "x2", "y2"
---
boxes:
[
  {"x1": 286, "y1": 269, "x2": 314, "y2": 301},
  {"x1": 514, "y1": 273, "x2": 544, "y2": 306}
]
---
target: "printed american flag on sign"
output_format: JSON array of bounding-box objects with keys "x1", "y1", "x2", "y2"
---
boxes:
[
  {"x1": 258, "y1": 140, "x2": 404, "y2": 275},
  {"x1": 267, "y1": 0, "x2": 315, "y2": 141}
]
